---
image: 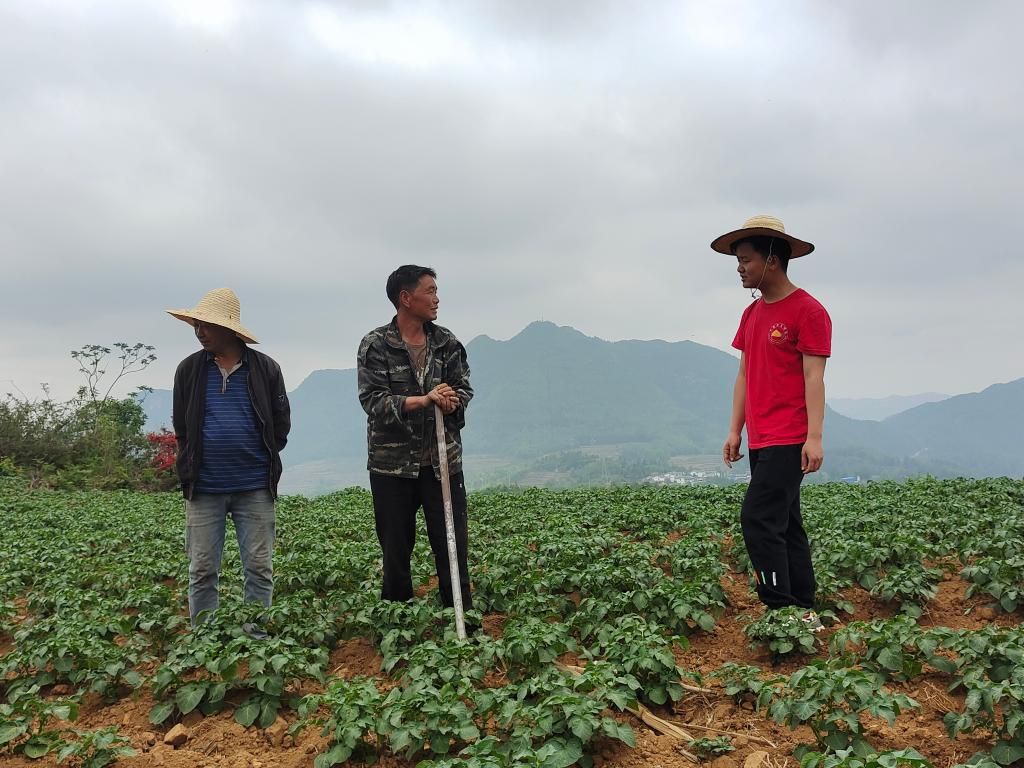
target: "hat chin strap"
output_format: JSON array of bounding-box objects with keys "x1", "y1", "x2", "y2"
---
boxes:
[{"x1": 750, "y1": 239, "x2": 774, "y2": 299}]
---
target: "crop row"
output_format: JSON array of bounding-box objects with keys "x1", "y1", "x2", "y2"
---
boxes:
[{"x1": 1, "y1": 476, "x2": 1022, "y2": 766}]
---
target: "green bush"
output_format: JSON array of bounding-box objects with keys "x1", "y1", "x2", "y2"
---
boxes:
[{"x1": 0, "y1": 343, "x2": 173, "y2": 491}]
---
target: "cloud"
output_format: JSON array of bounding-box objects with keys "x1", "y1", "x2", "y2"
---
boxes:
[{"x1": 1, "y1": 0, "x2": 1022, "y2": 403}]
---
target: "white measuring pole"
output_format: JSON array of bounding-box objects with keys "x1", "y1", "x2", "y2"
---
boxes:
[{"x1": 434, "y1": 404, "x2": 467, "y2": 639}]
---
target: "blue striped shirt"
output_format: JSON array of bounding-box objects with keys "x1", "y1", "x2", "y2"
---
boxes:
[{"x1": 195, "y1": 357, "x2": 270, "y2": 494}]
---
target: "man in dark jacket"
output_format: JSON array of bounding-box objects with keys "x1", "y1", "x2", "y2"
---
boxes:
[
  {"x1": 357, "y1": 266, "x2": 474, "y2": 614},
  {"x1": 167, "y1": 288, "x2": 290, "y2": 628}
]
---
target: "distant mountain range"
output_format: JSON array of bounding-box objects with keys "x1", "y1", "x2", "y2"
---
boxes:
[
  {"x1": 142, "y1": 322, "x2": 1024, "y2": 493},
  {"x1": 829, "y1": 393, "x2": 949, "y2": 421}
]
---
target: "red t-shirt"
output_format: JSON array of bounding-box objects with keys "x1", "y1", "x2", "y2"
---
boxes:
[{"x1": 731, "y1": 288, "x2": 832, "y2": 450}]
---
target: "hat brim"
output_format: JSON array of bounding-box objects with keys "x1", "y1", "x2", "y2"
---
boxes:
[
  {"x1": 166, "y1": 309, "x2": 259, "y2": 344},
  {"x1": 710, "y1": 227, "x2": 814, "y2": 258}
]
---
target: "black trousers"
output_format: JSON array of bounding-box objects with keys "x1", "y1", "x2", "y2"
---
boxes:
[
  {"x1": 369, "y1": 467, "x2": 473, "y2": 610},
  {"x1": 740, "y1": 443, "x2": 816, "y2": 609}
]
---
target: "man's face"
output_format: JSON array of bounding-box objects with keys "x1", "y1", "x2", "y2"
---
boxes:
[
  {"x1": 401, "y1": 275, "x2": 439, "y2": 322},
  {"x1": 193, "y1": 320, "x2": 237, "y2": 353},
  {"x1": 735, "y1": 242, "x2": 769, "y2": 290}
]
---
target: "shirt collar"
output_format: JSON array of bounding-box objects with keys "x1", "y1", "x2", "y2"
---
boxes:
[{"x1": 205, "y1": 346, "x2": 249, "y2": 365}]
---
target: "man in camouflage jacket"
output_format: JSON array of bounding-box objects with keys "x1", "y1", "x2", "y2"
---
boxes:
[{"x1": 357, "y1": 265, "x2": 475, "y2": 614}]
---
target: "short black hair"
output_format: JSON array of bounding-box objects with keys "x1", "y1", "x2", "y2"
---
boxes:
[
  {"x1": 386, "y1": 265, "x2": 437, "y2": 309},
  {"x1": 731, "y1": 236, "x2": 791, "y2": 273}
]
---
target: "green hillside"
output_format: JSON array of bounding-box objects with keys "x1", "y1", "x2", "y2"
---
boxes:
[{"x1": 141, "y1": 322, "x2": 1023, "y2": 492}]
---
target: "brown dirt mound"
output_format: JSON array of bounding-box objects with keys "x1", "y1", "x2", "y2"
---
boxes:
[{"x1": 329, "y1": 637, "x2": 384, "y2": 679}]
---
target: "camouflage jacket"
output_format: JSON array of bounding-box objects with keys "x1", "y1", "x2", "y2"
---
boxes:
[{"x1": 357, "y1": 318, "x2": 473, "y2": 479}]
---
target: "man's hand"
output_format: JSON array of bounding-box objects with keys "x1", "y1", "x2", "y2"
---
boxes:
[
  {"x1": 427, "y1": 383, "x2": 460, "y2": 414},
  {"x1": 723, "y1": 432, "x2": 744, "y2": 468},
  {"x1": 802, "y1": 437, "x2": 824, "y2": 474}
]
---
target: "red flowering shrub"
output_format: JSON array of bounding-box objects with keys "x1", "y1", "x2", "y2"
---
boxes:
[{"x1": 146, "y1": 429, "x2": 176, "y2": 474}]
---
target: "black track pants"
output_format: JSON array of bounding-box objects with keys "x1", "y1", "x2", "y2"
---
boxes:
[{"x1": 740, "y1": 444, "x2": 816, "y2": 609}]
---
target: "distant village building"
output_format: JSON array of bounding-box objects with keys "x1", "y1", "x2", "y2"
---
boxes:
[{"x1": 644, "y1": 470, "x2": 749, "y2": 486}]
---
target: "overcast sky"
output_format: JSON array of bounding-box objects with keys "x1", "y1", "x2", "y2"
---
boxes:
[{"x1": 2, "y1": 0, "x2": 1022, "y2": 404}]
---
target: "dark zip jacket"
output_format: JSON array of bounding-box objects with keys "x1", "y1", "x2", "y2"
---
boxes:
[{"x1": 172, "y1": 347, "x2": 291, "y2": 499}]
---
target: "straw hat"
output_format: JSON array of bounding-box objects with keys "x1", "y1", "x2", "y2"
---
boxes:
[
  {"x1": 710, "y1": 214, "x2": 814, "y2": 258},
  {"x1": 166, "y1": 288, "x2": 259, "y2": 344}
]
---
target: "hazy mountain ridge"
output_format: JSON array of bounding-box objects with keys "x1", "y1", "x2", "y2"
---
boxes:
[
  {"x1": 141, "y1": 321, "x2": 1023, "y2": 493},
  {"x1": 830, "y1": 392, "x2": 949, "y2": 421}
]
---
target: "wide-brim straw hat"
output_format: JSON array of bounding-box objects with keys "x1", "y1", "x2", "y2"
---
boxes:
[
  {"x1": 710, "y1": 214, "x2": 814, "y2": 258},
  {"x1": 166, "y1": 288, "x2": 259, "y2": 344}
]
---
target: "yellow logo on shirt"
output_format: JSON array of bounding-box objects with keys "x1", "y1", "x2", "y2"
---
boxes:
[{"x1": 768, "y1": 322, "x2": 790, "y2": 346}]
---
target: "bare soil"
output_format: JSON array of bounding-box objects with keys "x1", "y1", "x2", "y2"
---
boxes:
[{"x1": 1, "y1": 571, "x2": 1019, "y2": 768}]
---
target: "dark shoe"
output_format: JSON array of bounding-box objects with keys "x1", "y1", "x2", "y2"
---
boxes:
[
  {"x1": 242, "y1": 622, "x2": 269, "y2": 640},
  {"x1": 801, "y1": 611, "x2": 825, "y2": 633}
]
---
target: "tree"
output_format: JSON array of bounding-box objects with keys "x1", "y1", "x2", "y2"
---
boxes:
[{"x1": 71, "y1": 342, "x2": 157, "y2": 405}]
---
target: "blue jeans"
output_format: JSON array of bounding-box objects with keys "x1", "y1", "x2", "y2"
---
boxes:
[{"x1": 185, "y1": 489, "x2": 276, "y2": 625}]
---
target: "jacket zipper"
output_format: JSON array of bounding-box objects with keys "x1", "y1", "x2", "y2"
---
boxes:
[
  {"x1": 405, "y1": 337, "x2": 436, "y2": 472},
  {"x1": 247, "y1": 370, "x2": 276, "y2": 497}
]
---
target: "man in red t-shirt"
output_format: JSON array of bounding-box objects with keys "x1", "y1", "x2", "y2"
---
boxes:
[{"x1": 711, "y1": 215, "x2": 831, "y2": 626}]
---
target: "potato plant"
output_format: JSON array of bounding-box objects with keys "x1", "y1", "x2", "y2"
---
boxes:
[{"x1": 1, "y1": 476, "x2": 1023, "y2": 765}]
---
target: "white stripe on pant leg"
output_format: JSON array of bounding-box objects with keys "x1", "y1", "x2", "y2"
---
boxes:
[{"x1": 772, "y1": 572, "x2": 777, "y2": 586}]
